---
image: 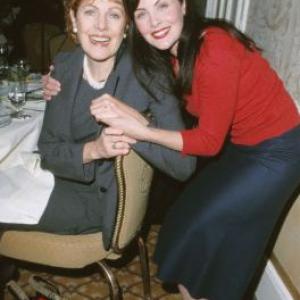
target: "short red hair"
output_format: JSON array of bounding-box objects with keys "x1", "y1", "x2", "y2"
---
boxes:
[{"x1": 64, "y1": 0, "x2": 128, "y2": 42}]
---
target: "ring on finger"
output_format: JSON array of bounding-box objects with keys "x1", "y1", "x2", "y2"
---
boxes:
[{"x1": 112, "y1": 142, "x2": 117, "y2": 149}]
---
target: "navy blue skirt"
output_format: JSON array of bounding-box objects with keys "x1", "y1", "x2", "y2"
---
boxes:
[{"x1": 154, "y1": 125, "x2": 300, "y2": 300}]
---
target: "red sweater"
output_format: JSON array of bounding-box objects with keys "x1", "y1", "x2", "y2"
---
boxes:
[{"x1": 181, "y1": 28, "x2": 300, "y2": 156}]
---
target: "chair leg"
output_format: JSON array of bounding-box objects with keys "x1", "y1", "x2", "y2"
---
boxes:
[
  {"x1": 96, "y1": 260, "x2": 121, "y2": 300},
  {"x1": 0, "y1": 257, "x2": 18, "y2": 300},
  {"x1": 138, "y1": 236, "x2": 152, "y2": 300}
]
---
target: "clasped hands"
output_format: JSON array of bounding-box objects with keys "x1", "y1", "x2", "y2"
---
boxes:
[
  {"x1": 88, "y1": 94, "x2": 150, "y2": 160},
  {"x1": 90, "y1": 93, "x2": 149, "y2": 139},
  {"x1": 88, "y1": 94, "x2": 150, "y2": 159}
]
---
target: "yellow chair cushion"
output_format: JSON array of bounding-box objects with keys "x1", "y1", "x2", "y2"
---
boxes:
[{"x1": 0, "y1": 231, "x2": 119, "y2": 268}]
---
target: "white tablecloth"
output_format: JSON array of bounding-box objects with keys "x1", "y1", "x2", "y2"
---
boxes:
[
  {"x1": 0, "y1": 101, "x2": 54, "y2": 224},
  {"x1": 0, "y1": 109, "x2": 43, "y2": 169}
]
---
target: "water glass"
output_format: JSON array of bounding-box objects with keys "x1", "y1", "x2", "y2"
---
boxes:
[{"x1": 8, "y1": 80, "x2": 31, "y2": 119}]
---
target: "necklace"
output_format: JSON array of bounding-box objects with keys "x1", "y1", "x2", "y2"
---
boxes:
[{"x1": 83, "y1": 55, "x2": 106, "y2": 90}]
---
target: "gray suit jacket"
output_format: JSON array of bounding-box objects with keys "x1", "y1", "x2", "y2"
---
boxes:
[{"x1": 38, "y1": 46, "x2": 196, "y2": 249}]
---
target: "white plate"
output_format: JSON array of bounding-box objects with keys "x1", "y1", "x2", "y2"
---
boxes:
[
  {"x1": 26, "y1": 82, "x2": 42, "y2": 93},
  {"x1": 24, "y1": 100, "x2": 45, "y2": 111}
]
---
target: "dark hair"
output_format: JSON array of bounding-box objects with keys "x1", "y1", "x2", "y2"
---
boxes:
[
  {"x1": 127, "y1": 17, "x2": 175, "y2": 97},
  {"x1": 125, "y1": 0, "x2": 261, "y2": 99}
]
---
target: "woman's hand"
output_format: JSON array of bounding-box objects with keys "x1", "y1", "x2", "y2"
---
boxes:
[
  {"x1": 91, "y1": 94, "x2": 149, "y2": 126},
  {"x1": 42, "y1": 66, "x2": 61, "y2": 101},
  {"x1": 83, "y1": 127, "x2": 137, "y2": 163},
  {"x1": 90, "y1": 94, "x2": 150, "y2": 140}
]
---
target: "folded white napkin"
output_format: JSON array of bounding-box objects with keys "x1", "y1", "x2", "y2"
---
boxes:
[{"x1": 0, "y1": 152, "x2": 54, "y2": 224}]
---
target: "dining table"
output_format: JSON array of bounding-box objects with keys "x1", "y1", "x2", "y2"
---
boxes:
[
  {"x1": 0, "y1": 83, "x2": 54, "y2": 225},
  {"x1": 0, "y1": 108, "x2": 44, "y2": 170}
]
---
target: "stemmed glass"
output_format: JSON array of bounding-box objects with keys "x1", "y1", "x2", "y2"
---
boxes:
[
  {"x1": 8, "y1": 80, "x2": 31, "y2": 119},
  {"x1": 0, "y1": 44, "x2": 9, "y2": 80}
]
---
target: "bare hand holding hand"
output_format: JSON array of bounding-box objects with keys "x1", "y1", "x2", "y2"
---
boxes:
[
  {"x1": 83, "y1": 127, "x2": 137, "y2": 163},
  {"x1": 90, "y1": 94, "x2": 150, "y2": 140}
]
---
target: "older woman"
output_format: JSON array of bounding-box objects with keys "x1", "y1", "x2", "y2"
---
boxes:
[
  {"x1": 37, "y1": 0, "x2": 195, "y2": 238},
  {"x1": 0, "y1": 0, "x2": 195, "y2": 290}
]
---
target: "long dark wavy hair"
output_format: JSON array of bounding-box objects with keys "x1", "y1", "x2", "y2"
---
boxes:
[{"x1": 124, "y1": 0, "x2": 261, "y2": 99}]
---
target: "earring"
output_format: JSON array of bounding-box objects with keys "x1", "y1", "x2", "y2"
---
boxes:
[
  {"x1": 123, "y1": 24, "x2": 129, "y2": 39},
  {"x1": 73, "y1": 26, "x2": 78, "y2": 33}
]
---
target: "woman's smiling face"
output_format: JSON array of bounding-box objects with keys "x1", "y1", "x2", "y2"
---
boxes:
[
  {"x1": 133, "y1": 0, "x2": 185, "y2": 55},
  {"x1": 71, "y1": 0, "x2": 127, "y2": 62}
]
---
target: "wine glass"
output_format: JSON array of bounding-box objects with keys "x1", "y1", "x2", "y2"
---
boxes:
[
  {"x1": 0, "y1": 44, "x2": 9, "y2": 80},
  {"x1": 8, "y1": 80, "x2": 31, "y2": 119}
]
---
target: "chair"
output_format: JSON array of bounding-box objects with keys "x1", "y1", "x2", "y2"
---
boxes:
[
  {"x1": 22, "y1": 23, "x2": 61, "y2": 72},
  {"x1": 48, "y1": 33, "x2": 77, "y2": 62},
  {"x1": 0, "y1": 150, "x2": 154, "y2": 300}
]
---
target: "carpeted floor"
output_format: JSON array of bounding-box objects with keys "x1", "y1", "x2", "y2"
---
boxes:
[{"x1": 3, "y1": 225, "x2": 181, "y2": 300}]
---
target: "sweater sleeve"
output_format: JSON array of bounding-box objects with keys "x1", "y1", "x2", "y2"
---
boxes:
[{"x1": 181, "y1": 29, "x2": 242, "y2": 156}]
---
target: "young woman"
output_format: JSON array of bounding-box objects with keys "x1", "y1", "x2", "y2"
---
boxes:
[{"x1": 88, "y1": 0, "x2": 300, "y2": 299}]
